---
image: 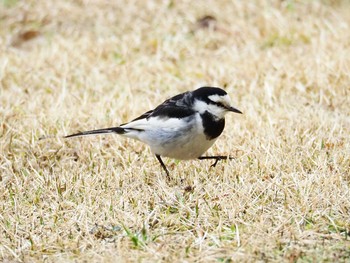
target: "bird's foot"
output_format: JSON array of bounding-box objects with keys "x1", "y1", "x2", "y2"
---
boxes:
[{"x1": 198, "y1": 155, "x2": 235, "y2": 167}]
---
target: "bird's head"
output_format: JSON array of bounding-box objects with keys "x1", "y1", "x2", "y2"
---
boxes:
[{"x1": 192, "y1": 87, "x2": 242, "y2": 119}]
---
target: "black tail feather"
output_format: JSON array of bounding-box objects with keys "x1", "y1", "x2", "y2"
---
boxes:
[{"x1": 64, "y1": 127, "x2": 125, "y2": 138}]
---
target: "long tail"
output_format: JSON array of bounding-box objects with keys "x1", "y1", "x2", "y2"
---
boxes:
[{"x1": 64, "y1": 127, "x2": 126, "y2": 138}]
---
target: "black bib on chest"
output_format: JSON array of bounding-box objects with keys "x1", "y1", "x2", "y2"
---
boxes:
[{"x1": 200, "y1": 111, "x2": 225, "y2": 140}]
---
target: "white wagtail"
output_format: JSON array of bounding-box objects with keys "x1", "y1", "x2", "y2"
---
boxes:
[{"x1": 65, "y1": 86, "x2": 242, "y2": 177}]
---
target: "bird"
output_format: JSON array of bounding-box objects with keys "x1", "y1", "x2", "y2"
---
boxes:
[{"x1": 64, "y1": 86, "x2": 242, "y2": 177}]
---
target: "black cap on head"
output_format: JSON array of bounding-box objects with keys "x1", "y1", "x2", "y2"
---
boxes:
[{"x1": 192, "y1": 87, "x2": 227, "y2": 100}]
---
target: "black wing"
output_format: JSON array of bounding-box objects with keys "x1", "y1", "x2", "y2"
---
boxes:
[
  {"x1": 148, "y1": 91, "x2": 195, "y2": 119},
  {"x1": 129, "y1": 110, "x2": 154, "y2": 122},
  {"x1": 127, "y1": 91, "x2": 195, "y2": 122}
]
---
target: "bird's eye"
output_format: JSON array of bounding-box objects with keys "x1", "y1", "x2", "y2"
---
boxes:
[{"x1": 216, "y1": 102, "x2": 226, "y2": 108}]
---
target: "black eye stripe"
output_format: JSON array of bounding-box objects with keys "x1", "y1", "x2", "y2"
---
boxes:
[{"x1": 213, "y1": 101, "x2": 226, "y2": 108}]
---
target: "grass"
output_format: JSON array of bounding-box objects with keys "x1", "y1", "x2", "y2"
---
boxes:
[{"x1": 1, "y1": 0, "x2": 350, "y2": 262}]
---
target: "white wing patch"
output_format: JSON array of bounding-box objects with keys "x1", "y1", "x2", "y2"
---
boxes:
[{"x1": 121, "y1": 116, "x2": 186, "y2": 131}]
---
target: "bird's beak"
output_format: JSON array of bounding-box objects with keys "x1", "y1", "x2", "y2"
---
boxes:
[{"x1": 228, "y1": 106, "x2": 242, "y2": 114}]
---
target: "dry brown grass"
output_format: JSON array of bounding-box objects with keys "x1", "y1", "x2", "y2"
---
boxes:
[{"x1": 1, "y1": 0, "x2": 350, "y2": 262}]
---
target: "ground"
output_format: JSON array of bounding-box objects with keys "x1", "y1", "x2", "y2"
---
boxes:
[{"x1": 1, "y1": 0, "x2": 350, "y2": 262}]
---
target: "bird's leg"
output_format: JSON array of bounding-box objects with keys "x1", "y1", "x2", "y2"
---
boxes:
[
  {"x1": 155, "y1": 154, "x2": 170, "y2": 177},
  {"x1": 198, "y1": 156, "x2": 234, "y2": 167}
]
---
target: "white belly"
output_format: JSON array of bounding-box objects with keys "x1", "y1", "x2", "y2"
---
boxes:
[
  {"x1": 122, "y1": 114, "x2": 217, "y2": 160},
  {"x1": 150, "y1": 130, "x2": 217, "y2": 160}
]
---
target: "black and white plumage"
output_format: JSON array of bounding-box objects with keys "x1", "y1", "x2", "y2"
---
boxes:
[{"x1": 65, "y1": 86, "x2": 242, "y2": 176}]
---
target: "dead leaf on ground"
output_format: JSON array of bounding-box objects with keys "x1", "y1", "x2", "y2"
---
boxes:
[
  {"x1": 10, "y1": 30, "x2": 42, "y2": 47},
  {"x1": 195, "y1": 15, "x2": 217, "y2": 30}
]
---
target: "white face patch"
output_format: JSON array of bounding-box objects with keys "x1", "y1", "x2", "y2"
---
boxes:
[
  {"x1": 207, "y1": 94, "x2": 222, "y2": 102},
  {"x1": 208, "y1": 94, "x2": 232, "y2": 108},
  {"x1": 193, "y1": 99, "x2": 228, "y2": 119}
]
